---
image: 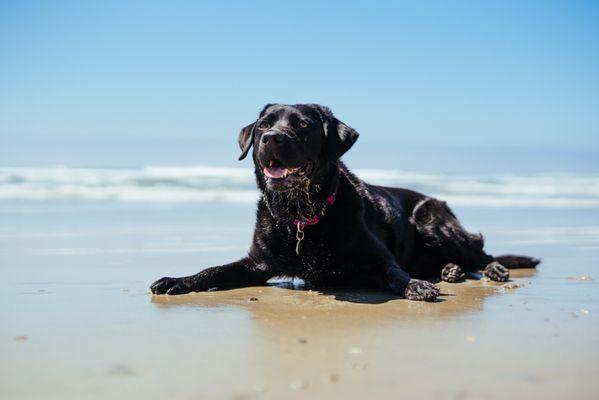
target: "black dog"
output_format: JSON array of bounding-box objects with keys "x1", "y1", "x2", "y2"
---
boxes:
[{"x1": 151, "y1": 104, "x2": 540, "y2": 301}]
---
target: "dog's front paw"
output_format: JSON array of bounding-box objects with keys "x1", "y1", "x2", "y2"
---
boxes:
[
  {"x1": 150, "y1": 277, "x2": 194, "y2": 295},
  {"x1": 483, "y1": 262, "x2": 509, "y2": 282},
  {"x1": 441, "y1": 263, "x2": 465, "y2": 283},
  {"x1": 404, "y1": 279, "x2": 440, "y2": 302}
]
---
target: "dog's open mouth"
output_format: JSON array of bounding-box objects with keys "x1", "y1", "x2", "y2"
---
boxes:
[{"x1": 262, "y1": 160, "x2": 312, "y2": 180}]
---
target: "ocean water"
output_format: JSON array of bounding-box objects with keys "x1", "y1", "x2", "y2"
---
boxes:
[{"x1": 1, "y1": 165, "x2": 598, "y2": 208}]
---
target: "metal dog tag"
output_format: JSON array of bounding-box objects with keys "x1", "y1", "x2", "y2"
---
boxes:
[{"x1": 295, "y1": 222, "x2": 305, "y2": 255}]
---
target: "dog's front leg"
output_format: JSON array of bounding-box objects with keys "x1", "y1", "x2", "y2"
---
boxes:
[
  {"x1": 384, "y1": 264, "x2": 440, "y2": 302},
  {"x1": 150, "y1": 257, "x2": 273, "y2": 295},
  {"x1": 361, "y1": 240, "x2": 440, "y2": 302}
]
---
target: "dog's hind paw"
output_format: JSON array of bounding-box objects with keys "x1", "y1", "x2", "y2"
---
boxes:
[
  {"x1": 404, "y1": 279, "x2": 440, "y2": 302},
  {"x1": 483, "y1": 262, "x2": 509, "y2": 282},
  {"x1": 441, "y1": 263, "x2": 465, "y2": 283},
  {"x1": 150, "y1": 277, "x2": 194, "y2": 295}
]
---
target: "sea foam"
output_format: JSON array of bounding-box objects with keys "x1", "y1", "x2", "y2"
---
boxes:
[{"x1": 1, "y1": 166, "x2": 598, "y2": 208}]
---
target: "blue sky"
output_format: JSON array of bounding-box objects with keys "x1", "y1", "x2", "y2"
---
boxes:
[{"x1": 0, "y1": 0, "x2": 598, "y2": 168}]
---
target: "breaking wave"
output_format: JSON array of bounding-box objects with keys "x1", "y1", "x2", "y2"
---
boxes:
[{"x1": 1, "y1": 165, "x2": 598, "y2": 208}]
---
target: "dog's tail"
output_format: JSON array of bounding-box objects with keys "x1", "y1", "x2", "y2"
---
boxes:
[{"x1": 493, "y1": 254, "x2": 541, "y2": 269}]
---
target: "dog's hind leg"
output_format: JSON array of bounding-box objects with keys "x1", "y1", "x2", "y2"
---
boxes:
[
  {"x1": 410, "y1": 198, "x2": 541, "y2": 282},
  {"x1": 410, "y1": 198, "x2": 503, "y2": 280}
]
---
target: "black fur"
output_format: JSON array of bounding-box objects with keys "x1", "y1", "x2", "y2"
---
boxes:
[{"x1": 151, "y1": 104, "x2": 540, "y2": 301}]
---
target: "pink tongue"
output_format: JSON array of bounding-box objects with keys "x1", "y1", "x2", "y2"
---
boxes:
[{"x1": 263, "y1": 167, "x2": 288, "y2": 179}]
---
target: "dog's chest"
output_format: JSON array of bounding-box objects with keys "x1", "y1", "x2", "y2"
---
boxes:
[{"x1": 281, "y1": 229, "x2": 340, "y2": 279}]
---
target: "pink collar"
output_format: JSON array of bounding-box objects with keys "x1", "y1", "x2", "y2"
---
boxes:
[
  {"x1": 291, "y1": 167, "x2": 340, "y2": 255},
  {"x1": 292, "y1": 191, "x2": 337, "y2": 227}
]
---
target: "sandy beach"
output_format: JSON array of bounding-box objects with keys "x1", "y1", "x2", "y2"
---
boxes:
[
  {"x1": 2, "y1": 0, "x2": 598, "y2": 398},
  {"x1": 1, "y1": 200, "x2": 598, "y2": 399}
]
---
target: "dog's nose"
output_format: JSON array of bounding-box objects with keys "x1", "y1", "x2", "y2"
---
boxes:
[{"x1": 261, "y1": 131, "x2": 285, "y2": 145}]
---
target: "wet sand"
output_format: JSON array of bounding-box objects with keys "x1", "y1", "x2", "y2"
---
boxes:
[{"x1": 1, "y1": 202, "x2": 598, "y2": 399}]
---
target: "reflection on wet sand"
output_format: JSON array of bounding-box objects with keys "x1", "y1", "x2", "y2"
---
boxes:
[
  {"x1": 151, "y1": 270, "x2": 538, "y2": 318},
  {"x1": 150, "y1": 271, "x2": 538, "y2": 399}
]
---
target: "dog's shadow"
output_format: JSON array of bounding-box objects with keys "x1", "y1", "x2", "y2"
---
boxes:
[
  {"x1": 270, "y1": 281, "x2": 437, "y2": 304},
  {"x1": 317, "y1": 289, "x2": 409, "y2": 304}
]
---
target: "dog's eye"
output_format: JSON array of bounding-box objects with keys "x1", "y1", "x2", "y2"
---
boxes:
[
  {"x1": 258, "y1": 121, "x2": 270, "y2": 129},
  {"x1": 299, "y1": 121, "x2": 309, "y2": 129}
]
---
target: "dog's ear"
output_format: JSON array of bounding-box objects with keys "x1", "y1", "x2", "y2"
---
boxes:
[
  {"x1": 237, "y1": 122, "x2": 256, "y2": 160},
  {"x1": 313, "y1": 105, "x2": 359, "y2": 161},
  {"x1": 237, "y1": 103, "x2": 276, "y2": 160},
  {"x1": 324, "y1": 118, "x2": 359, "y2": 160}
]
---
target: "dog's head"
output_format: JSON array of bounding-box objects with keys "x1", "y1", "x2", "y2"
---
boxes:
[{"x1": 238, "y1": 104, "x2": 359, "y2": 191}]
